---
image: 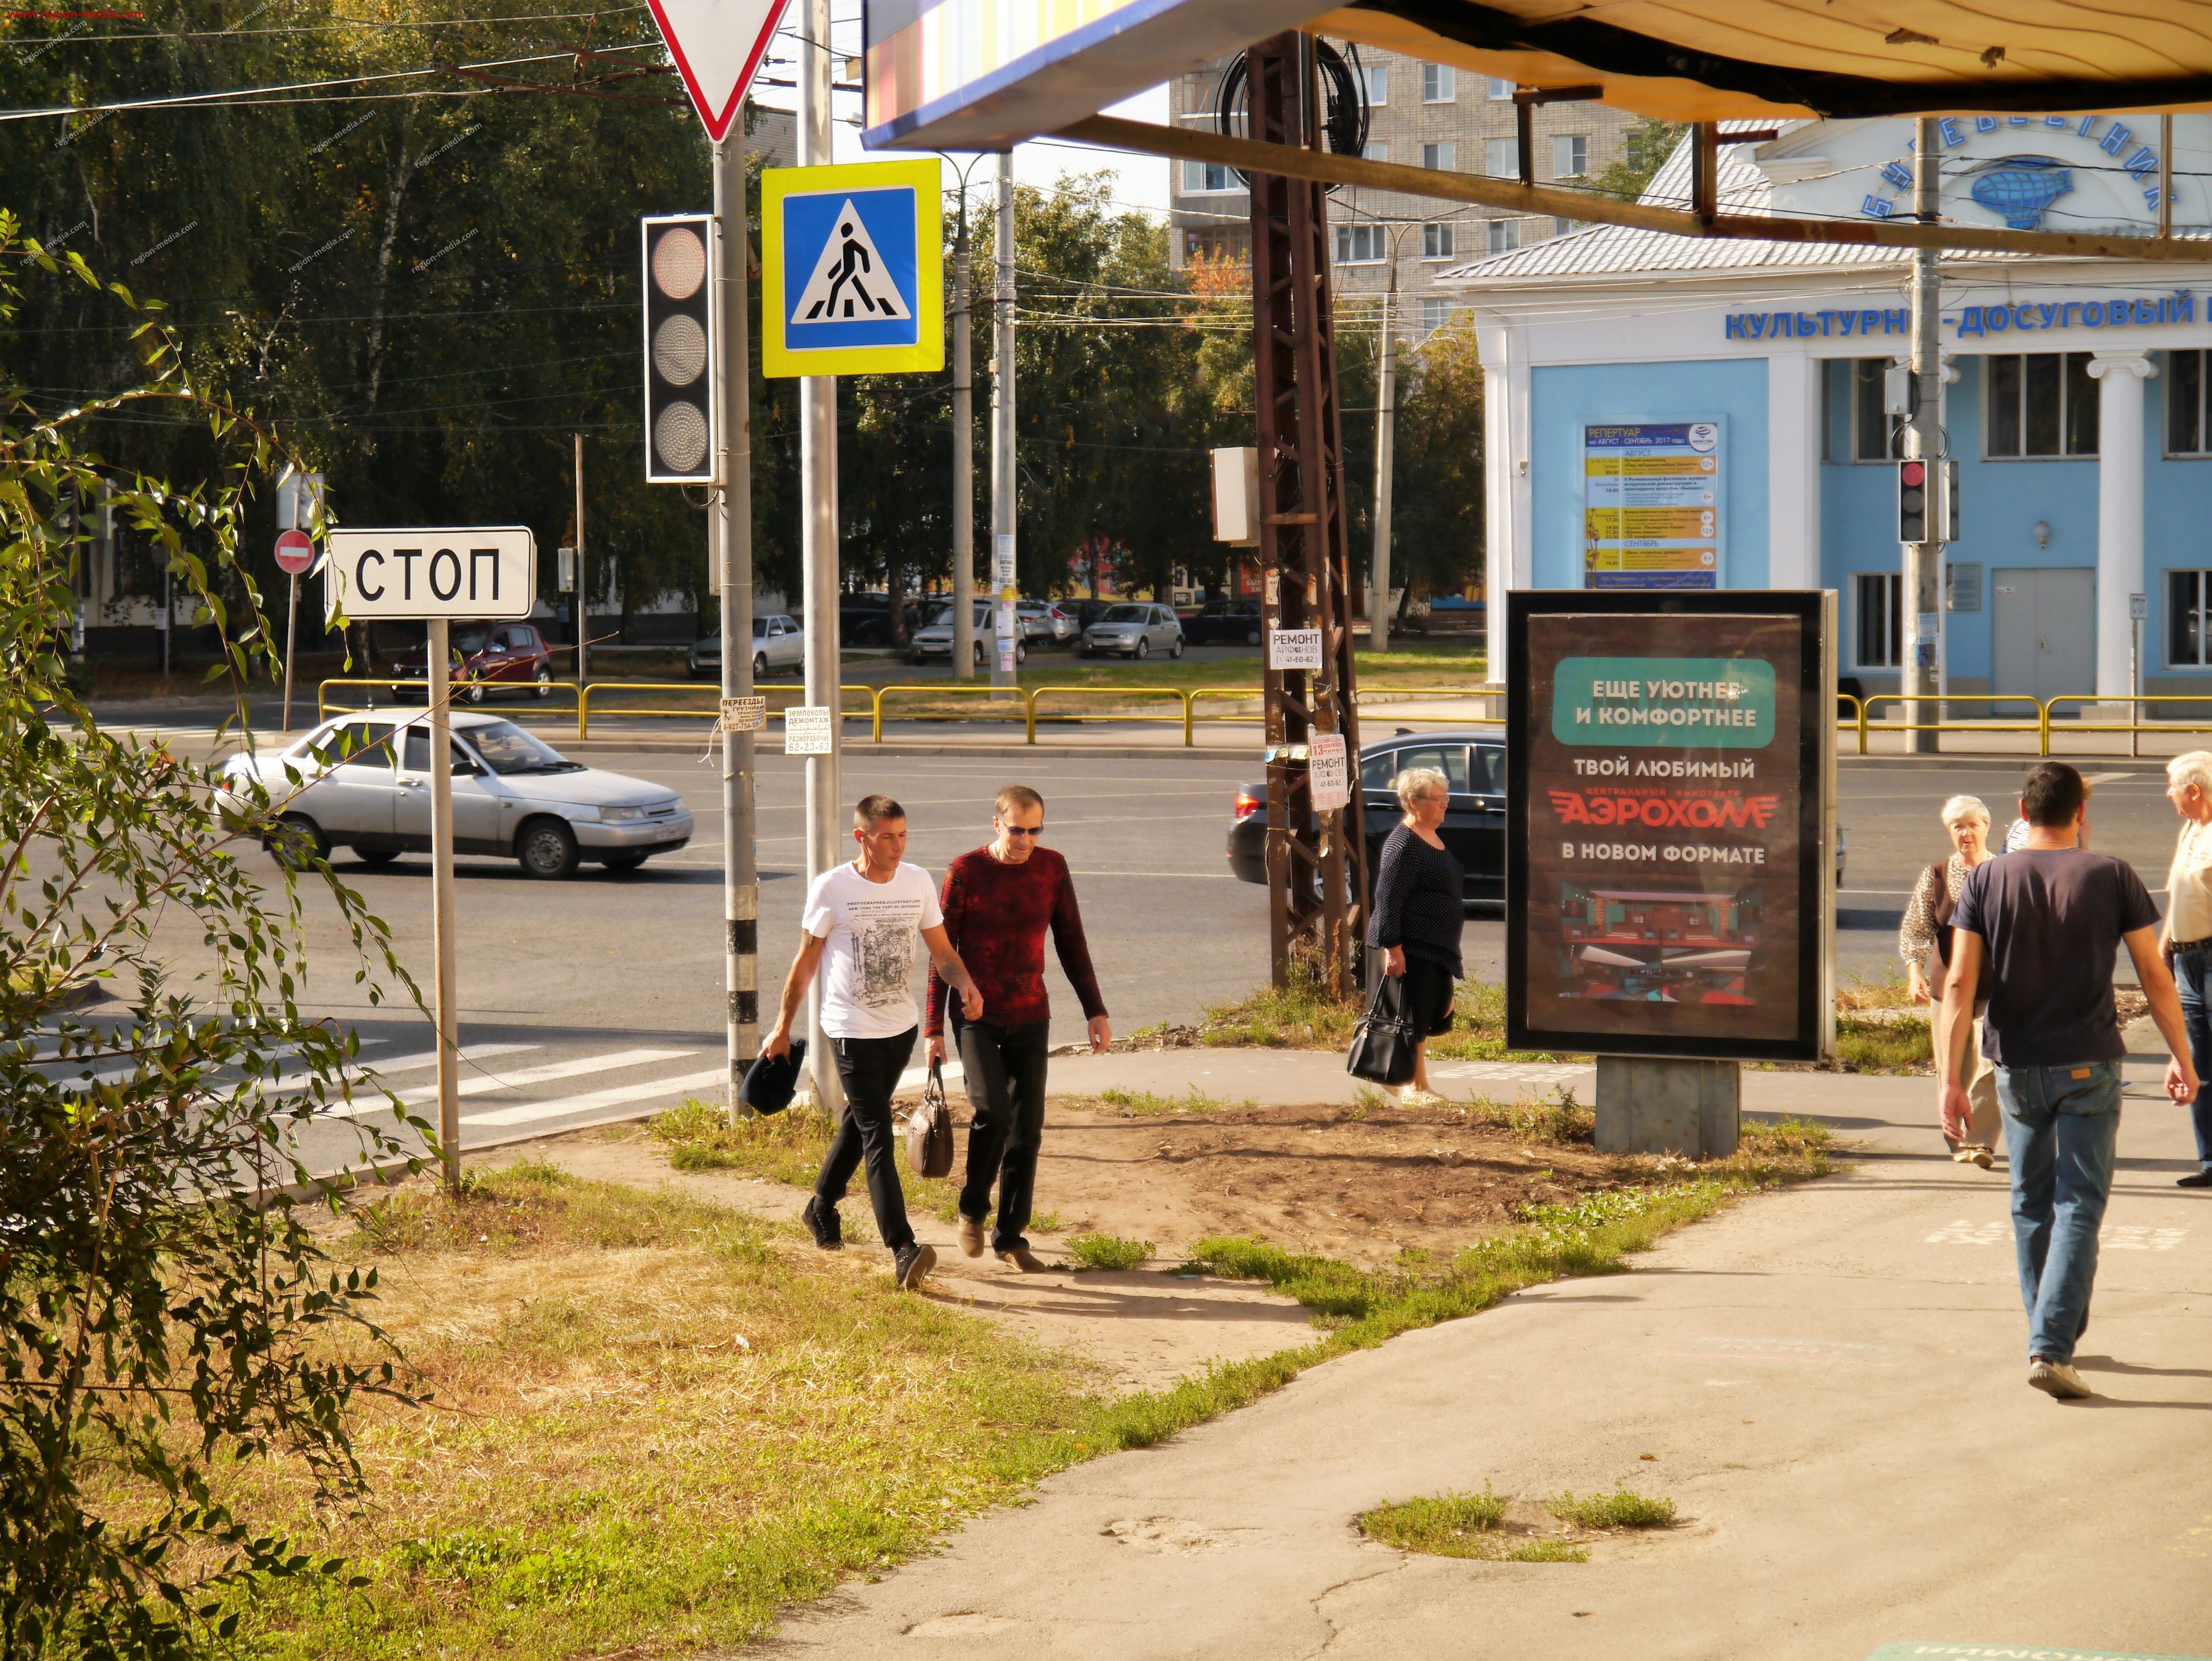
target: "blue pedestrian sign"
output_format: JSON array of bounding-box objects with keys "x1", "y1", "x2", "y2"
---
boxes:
[{"x1": 761, "y1": 159, "x2": 942, "y2": 377}]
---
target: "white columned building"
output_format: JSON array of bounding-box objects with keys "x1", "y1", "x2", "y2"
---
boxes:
[{"x1": 2089, "y1": 349, "x2": 2157, "y2": 704}]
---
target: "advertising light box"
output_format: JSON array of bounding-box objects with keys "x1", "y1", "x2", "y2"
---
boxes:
[{"x1": 1506, "y1": 591, "x2": 1835, "y2": 1063}]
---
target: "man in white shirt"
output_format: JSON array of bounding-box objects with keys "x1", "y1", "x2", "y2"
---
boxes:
[{"x1": 764, "y1": 793, "x2": 982, "y2": 1289}]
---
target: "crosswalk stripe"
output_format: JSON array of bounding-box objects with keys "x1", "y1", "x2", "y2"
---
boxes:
[
  {"x1": 393, "y1": 1047, "x2": 696, "y2": 1107},
  {"x1": 461, "y1": 1065, "x2": 729, "y2": 1128},
  {"x1": 354, "y1": 1042, "x2": 539, "y2": 1077}
]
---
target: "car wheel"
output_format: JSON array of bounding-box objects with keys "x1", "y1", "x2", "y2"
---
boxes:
[
  {"x1": 355, "y1": 848, "x2": 399, "y2": 867},
  {"x1": 464, "y1": 678, "x2": 485, "y2": 705},
  {"x1": 516, "y1": 818, "x2": 580, "y2": 880},
  {"x1": 1245, "y1": 626, "x2": 1262, "y2": 647},
  {"x1": 1015, "y1": 640, "x2": 1027, "y2": 666},
  {"x1": 534, "y1": 666, "x2": 553, "y2": 699},
  {"x1": 1170, "y1": 636, "x2": 1184, "y2": 660},
  {"x1": 1134, "y1": 637, "x2": 1150, "y2": 660},
  {"x1": 267, "y1": 814, "x2": 327, "y2": 870},
  {"x1": 974, "y1": 641, "x2": 986, "y2": 665},
  {"x1": 601, "y1": 853, "x2": 648, "y2": 873},
  {"x1": 753, "y1": 652, "x2": 768, "y2": 679}
]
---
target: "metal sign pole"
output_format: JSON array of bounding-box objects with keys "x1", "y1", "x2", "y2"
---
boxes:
[
  {"x1": 952, "y1": 196, "x2": 976, "y2": 679},
  {"x1": 574, "y1": 434, "x2": 588, "y2": 690},
  {"x1": 282, "y1": 573, "x2": 299, "y2": 730},
  {"x1": 990, "y1": 151, "x2": 1017, "y2": 692},
  {"x1": 426, "y1": 617, "x2": 461, "y2": 1192}
]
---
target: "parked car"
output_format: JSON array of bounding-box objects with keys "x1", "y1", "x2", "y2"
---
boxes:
[
  {"x1": 1060, "y1": 598, "x2": 1111, "y2": 633},
  {"x1": 219, "y1": 713, "x2": 693, "y2": 880},
  {"x1": 389, "y1": 622, "x2": 555, "y2": 703},
  {"x1": 1183, "y1": 598, "x2": 1265, "y2": 647},
  {"x1": 908, "y1": 601, "x2": 1028, "y2": 667},
  {"x1": 689, "y1": 613, "x2": 805, "y2": 680},
  {"x1": 839, "y1": 592, "x2": 925, "y2": 646},
  {"x1": 1080, "y1": 602, "x2": 1184, "y2": 660},
  {"x1": 1016, "y1": 599, "x2": 1078, "y2": 643},
  {"x1": 1225, "y1": 730, "x2": 1847, "y2": 902}
]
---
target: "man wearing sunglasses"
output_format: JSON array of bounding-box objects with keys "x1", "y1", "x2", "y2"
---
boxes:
[{"x1": 927, "y1": 784, "x2": 1110, "y2": 1270}]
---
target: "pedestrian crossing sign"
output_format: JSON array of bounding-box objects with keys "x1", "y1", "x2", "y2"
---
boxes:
[{"x1": 762, "y1": 159, "x2": 942, "y2": 377}]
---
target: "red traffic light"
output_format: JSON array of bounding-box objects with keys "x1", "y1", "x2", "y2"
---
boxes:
[{"x1": 1900, "y1": 460, "x2": 1925, "y2": 487}]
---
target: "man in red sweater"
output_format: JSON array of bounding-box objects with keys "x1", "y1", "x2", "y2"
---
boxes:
[{"x1": 927, "y1": 784, "x2": 1110, "y2": 1270}]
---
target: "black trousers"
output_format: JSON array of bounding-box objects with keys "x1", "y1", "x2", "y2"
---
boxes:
[
  {"x1": 955, "y1": 1018, "x2": 1053, "y2": 1251},
  {"x1": 814, "y1": 1026, "x2": 918, "y2": 1250}
]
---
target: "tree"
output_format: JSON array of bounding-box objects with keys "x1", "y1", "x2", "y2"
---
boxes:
[
  {"x1": 1387, "y1": 314, "x2": 1486, "y2": 602},
  {"x1": 0, "y1": 220, "x2": 421, "y2": 1660},
  {"x1": 1590, "y1": 118, "x2": 1689, "y2": 203}
]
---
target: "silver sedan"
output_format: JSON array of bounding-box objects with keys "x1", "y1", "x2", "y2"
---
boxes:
[
  {"x1": 219, "y1": 713, "x2": 693, "y2": 879},
  {"x1": 1080, "y1": 602, "x2": 1184, "y2": 660}
]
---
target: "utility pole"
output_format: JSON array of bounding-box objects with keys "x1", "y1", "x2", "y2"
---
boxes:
[
  {"x1": 574, "y1": 433, "x2": 589, "y2": 688},
  {"x1": 1904, "y1": 116, "x2": 1941, "y2": 755},
  {"x1": 427, "y1": 617, "x2": 460, "y2": 1190},
  {"x1": 951, "y1": 187, "x2": 976, "y2": 679},
  {"x1": 713, "y1": 126, "x2": 759, "y2": 1118},
  {"x1": 1369, "y1": 264, "x2": 1398, "y2": 653},
  {"x1": 989, "y1": 150, "x2": 1017, "y2": 692},
  {"x1": 798, "y1": 0, "x2": 844, "y2": 1115}
]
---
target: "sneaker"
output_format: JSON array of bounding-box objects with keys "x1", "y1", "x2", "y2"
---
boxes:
[
  {"x1": 2027, "y1": 1357, "x2": 2093, "y2": 1400},
  {"x1": 958, "y1": 1215, "x2": 987, "y2": 1258},
  {"x1": 2177, "y1": 1169, "x2": 2212, "y2": 1188},
  {"x1": 997, "y1": 1245, "x2": 1050, "y2": 1273},
  {"x1": 1968, "y1": 1146, "x2": 1996, "y2": 1170},
  {"x1": 1401, "y1": 1087, "x2": 1446, "y2": 1108},
  {"x1": 800, "y1": 1196, "x2": 842, "y2": 1251},
  {"x1": 895, "y1": 1242, "x2": 937, "y2": 1290}
]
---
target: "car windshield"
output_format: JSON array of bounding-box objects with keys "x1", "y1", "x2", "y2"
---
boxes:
[
  {"x1": 463, "y1": 720, "x2": 582, "y2": 775},
  {"x1": 1101, "y1": 605, "x2": 1148, "y2": 623},
  {"x1": 453, "y1": 628, "x2": 491, "y2": 653}
]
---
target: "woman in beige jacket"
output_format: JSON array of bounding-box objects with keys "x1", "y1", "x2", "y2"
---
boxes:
[{"x1": 1903, "y1": 794, "x2": 2000, "y2": 1167}]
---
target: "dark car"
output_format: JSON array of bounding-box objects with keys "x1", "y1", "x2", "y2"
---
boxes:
[
  {"x1": 1183, "y1": 598, "x2": 1265, "y2": 647},
  {"x1": 839, "y1": 592, "x2": 924, "y2": 646},
  {"x1": 1059, "y1": 598, "x2": 1112, "y2": 633},
  {"x1": 1227, "y1": 730, "x2": 1507, "y2": 904},
  {"x1": 391, "y1": 622, "x2": 556, "y2": 704}
]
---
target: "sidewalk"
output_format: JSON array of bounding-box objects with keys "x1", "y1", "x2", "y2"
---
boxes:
[{"x1": 746, "y1": 1049, "x2": 2212, "y2": 1660}]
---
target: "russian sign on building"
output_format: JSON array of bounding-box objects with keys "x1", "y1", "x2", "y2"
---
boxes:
[
  {"x1": 1582, "y1": 422, "x2": 1721, "y2": 591},
  {"x1": 1506, "y1": 591, "x2": 1835, "y2": 1063}
]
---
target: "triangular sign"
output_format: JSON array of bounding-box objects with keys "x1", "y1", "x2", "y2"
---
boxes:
[
  {"x1": 644, "y1": 0, "x2": 790, "y2": 143},
  {"x1": 790, "y1": 199, "x2": 913, "y2": 323}
]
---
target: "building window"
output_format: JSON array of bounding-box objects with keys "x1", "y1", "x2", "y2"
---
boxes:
[
  {"x1": 1552, "y1": 134, "x2": 1588, "y2": 178},
  {"x1": 1180, "y1": 159, "x2": 1236, "y2": 193},
  {"x1": 1844, "y1": 358, "x2": 1903, "y2": 463},
  {"x1": 1421, "y1": 63, "x2": 1454, "y2": 102},
  {"x1": 1363, "y1": 64, "x2": 1387, "y2": 106},
  {"x1": 1421, "y1": 222, "x2": 1454, "y2": 259},
  {"x1": 1486, "y1": 218, "x2": 1521, "y2": 254},
  {"x1": 1362, "y1": 141, "x2": 1389, "y2": 165},
  {"x1": 1552, "y1": 217, "x2": 1583, "y2": 237},
  {"x1": 1487, "y1": 77, "x2": 1514, "y2": 100},
  {"x1": 1484, "y1": 137, "x2": 1519, "y2": 177},
  {"x1": 1335, "y1": 222, "x2": 1386, "y2": 264},
  {"x1": 1420, "y1": 297, "x2": 1449, "y2": 335},
  {"x1": 2169, "y1": 349, "x2": 2210, "y2": 454},
  {"x1": 1425, "y1": 141, "x2": 1457, "y2": 172},
  {"x1": 1856, "y1": 572, "x2": 1904, "y2": 669},
  {"x1": 2172, "y1": 570, "x2": 2212, "y2": 666},
  {"x1": 1986, "y1": 352, "x2": 2098, "y2": 457}
]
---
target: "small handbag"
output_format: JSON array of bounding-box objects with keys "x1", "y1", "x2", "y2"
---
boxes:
[
  {"x1": 903, "y1": 1057, "x2": 955, "y2": 1178},
  {"x1": 1347, "y1": 971, "x2": 1420, "y2": 1087}
]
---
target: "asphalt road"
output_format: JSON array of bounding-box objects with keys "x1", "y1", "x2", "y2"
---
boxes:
[{"x1": 82, "y1": 739, "x2": 2199, "y2": 1172}]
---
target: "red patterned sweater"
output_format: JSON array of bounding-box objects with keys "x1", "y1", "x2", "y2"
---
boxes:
[{"x1": 925, "y1": 845, "x2": 1107, "y2": 1036}]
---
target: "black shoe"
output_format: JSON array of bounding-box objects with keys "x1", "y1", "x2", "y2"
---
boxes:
[
  {"x1": 801, "y1": 1196, "x2": 843, "y2": 1249},
  {"x1": 2178, "y1": 1169, "x2": 2212, "y2": 1188},
  {"x1": 894, "y1": 1242, "x2": 937, "y2": 1290}
]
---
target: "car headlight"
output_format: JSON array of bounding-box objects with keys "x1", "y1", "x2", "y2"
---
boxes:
[{"x1": 601, "y1": 805, "x2": 651, "y2": 823}]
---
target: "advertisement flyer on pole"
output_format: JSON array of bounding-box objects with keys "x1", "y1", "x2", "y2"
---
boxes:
[
  {"x1": 1582, "y1": 421, "x2": 1721, "y2": 590},
  {"x1": 1506, "y1": 591, "x2": 1834, "y2": 1062}
]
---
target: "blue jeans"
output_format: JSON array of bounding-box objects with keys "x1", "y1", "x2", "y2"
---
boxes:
[
  {"x1": 1995, "y1": 1060, "x2": 2122, "y2": 1364},
  {"x1": 2170, "y1": 945, "x2": 2212, "y2": 1169}
]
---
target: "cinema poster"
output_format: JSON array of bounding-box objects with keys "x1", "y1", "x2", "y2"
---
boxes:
[{"x1": 1506, "y1": 591, "x2": 1835, "y2": 1063}]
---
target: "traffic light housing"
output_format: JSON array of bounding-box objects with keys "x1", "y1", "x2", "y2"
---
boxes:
[
  {"x1": 1898, "y1": 459, "x2": 1927, "y2": 542},
  {"x1": 642, "y1": 213, "x2": 718, "y2": 484}
]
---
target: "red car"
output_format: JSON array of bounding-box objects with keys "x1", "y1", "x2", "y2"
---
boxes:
[{"x1": 393, "y1": 622, "x2": 556, "y2": 703}]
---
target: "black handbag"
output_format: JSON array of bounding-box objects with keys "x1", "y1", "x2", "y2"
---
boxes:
[
  {"x1": 1347, "y1": 971, "x2": 1420, "y2": 1087},
  {"x1": 903, "y1": 1058, "x2": 955, "y2": 1178}
]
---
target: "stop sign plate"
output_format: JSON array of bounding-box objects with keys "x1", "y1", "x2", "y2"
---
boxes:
[{"x1": 275, "y1": 528, "x2": 317, "y2": 575}]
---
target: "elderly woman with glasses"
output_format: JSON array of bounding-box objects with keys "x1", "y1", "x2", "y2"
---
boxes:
[
  {"x1": 2159, "y1": 751, "x2": 2212, "y2": 1189},
  {"x1": 1364, "y1": 766, "x2": 1465, "y2": 1107},
  {"x1": 1902, "y1": 793, "x2": 2001, "y2": 1167}
]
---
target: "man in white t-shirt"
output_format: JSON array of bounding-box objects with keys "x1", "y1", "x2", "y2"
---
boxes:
[{"x1": 764, "y1": 792, "x2": 982, "y2": 1289}]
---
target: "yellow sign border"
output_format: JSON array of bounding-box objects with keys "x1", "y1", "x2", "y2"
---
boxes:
[{"x1": 762, "y1": 159, "x2": 943, "y2": 378}]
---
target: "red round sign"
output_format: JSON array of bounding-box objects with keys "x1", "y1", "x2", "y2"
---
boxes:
[{"x1": 274, "y1": 528, "x2": 316, "y2": 575}]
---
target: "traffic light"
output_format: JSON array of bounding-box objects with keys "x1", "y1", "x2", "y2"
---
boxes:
[
  {"x1": 641, "y1": 213, "x2": 717, "y2": 484},
  {"x1": 1898, "y1": 459, "x2": 1927, "y2": 543}
]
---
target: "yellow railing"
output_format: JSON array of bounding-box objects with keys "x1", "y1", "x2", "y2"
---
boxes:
[
  {"x1": 577, "y1": 680, "x2": 876, "y2": 738},
  {"x1": 1030, "y1": 684, "x2": 1192, "y2": 744},
  {"x1": 317, "y1": 677, "x2": 585, "y2": 724},
  {"x1": 870, "y1": 683, "x2": 1032, "y2": 743}
]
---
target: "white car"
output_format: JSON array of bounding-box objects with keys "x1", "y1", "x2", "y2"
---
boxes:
[
  {"x1": 689, "y1": 613, "x2": 805, "y2": 680},
  {"x1": 1081, "y1": 602, "x2": 1184, "y2": 659},
  {"x1": 908, "y1": 601, "x2": 1027, "y2": 667},
  {"x1": 219, "y1": 713, "x2": 694, "y2": 880}
]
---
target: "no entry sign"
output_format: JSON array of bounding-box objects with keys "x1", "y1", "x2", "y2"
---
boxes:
[
  {"x1": 323, "y1": 527, "x2": 537, "y2": 621},
  {"x1": 274, "y1": 528, "x2": 317, "y2": 576}
]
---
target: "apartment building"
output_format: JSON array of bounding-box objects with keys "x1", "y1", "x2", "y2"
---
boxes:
[{"x1": 1166, "y1": 52, "x2": 1638, "y2": 333}]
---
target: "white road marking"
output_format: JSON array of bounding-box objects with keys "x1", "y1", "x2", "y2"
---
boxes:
[
  {"x1": 349, "y1": 1042, "x2": 540, "y2": 1077},
  {"x1": 388, "y1": 1047, "x2": 696, "y2": 1108},
  {"x1": 2082, "y1": 771, "x2": 2140, "y2": 784},
  {"x1": 1430, "y1": 1061, "x2": 1590, "y2": 1087},
  {"x1": 1925, "y1": 1219, "x2": 2008, "y2": 1246},
  {"x1": 2107, "y1": 1225, "x2": 2188, "y2": 1251},
  {"x1": 462, "y1": 1064, "x2": 729, "y2": 1127}
]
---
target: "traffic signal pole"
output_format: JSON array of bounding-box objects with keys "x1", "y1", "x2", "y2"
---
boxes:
[
  {"x1": 952, "y1": 194, "x2": 975, "y2": 679},
  {"x1": 1904, "y1": 115, "x2": 1942, "y2": 755},
  {"x1": 713, "y1": 128, "x2": 759, "y2": 1120}
]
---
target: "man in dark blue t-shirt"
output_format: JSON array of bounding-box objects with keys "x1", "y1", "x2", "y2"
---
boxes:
[{"x1": 1943, "y1": 761, "x2": 2197, "y2": 1402}]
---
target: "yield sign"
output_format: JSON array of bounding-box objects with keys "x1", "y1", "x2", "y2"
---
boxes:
[{"x1": 644, "y1": 0, "x2": 790, "y2": 143}]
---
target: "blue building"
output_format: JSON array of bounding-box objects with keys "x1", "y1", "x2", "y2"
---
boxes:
[{"x1": 1446, "y1": 113, "x2": 2212, "y2": 711}]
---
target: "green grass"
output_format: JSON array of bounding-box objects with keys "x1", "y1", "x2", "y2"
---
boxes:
[
  {"x1": 1065, "y1": 1232, "x2": 1154, "y2": 1270},
  {"x1": 1358, "y1": 1490, "x2": 1510, "y2": 1555},
  {"x1": 1095, "y1": 1086, "x2": 1255, "y2": 1116},
  {"x1": 1547, "y1": 1488, "x2": 1679, "y2": 1529},
  {"x1": 1457, "y1": 1087, "x2": 1595, "y2": 1143},
  {"x1": 1832, "y1": 1012, "x2": 1933, "y2": 1072},
  {"x1": 1195, "y1": 975, "x2": 1575, "y2": 1063}
]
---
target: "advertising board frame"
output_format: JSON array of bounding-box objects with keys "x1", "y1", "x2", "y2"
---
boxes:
[{"x1": 1505, "y1": 589, "x2": 1836, "y2": 1064}]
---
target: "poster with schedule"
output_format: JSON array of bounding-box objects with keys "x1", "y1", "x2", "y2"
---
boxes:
[{"x1": 1582, "y1": 421, "x2": 1721, "y2": 589}]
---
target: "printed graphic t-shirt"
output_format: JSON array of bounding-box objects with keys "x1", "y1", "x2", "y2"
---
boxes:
[
  {"x1": 1950, "y1": 849, "x2": 2159, "y2": 1066},
  {"x1": 802, "y1": 860, "x2": 943, "y2": 1039}
]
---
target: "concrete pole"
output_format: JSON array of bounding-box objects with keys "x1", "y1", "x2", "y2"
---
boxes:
[
  {"x1": 2089, "y1": 350, "x2": 2156, "y2": 707},
  {"x1": 952, "y1": 194, "x2": 975, "y2": 679},
  {"x1": 574, "y1": 433, "x2": 588, "y2": 689},
  {"x1": 713, "y1": 131, "x2": 759, "y2": 1120},
  {"x1": 798, "y1": 0, "x2": 843, "y2": 1115},
  {"x1": 1369, "y1": 274, "x2": 1397, "y2": 653},
  {"x1": 1903, "y1": 117, "x2": 1942, "y2": 754},
  {"x1": 426, "y1": 619, "x2": 460, "y2": 1192},
  {"x1": 990, "y1": 151, "x2": 1017, "y2": 692}
]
